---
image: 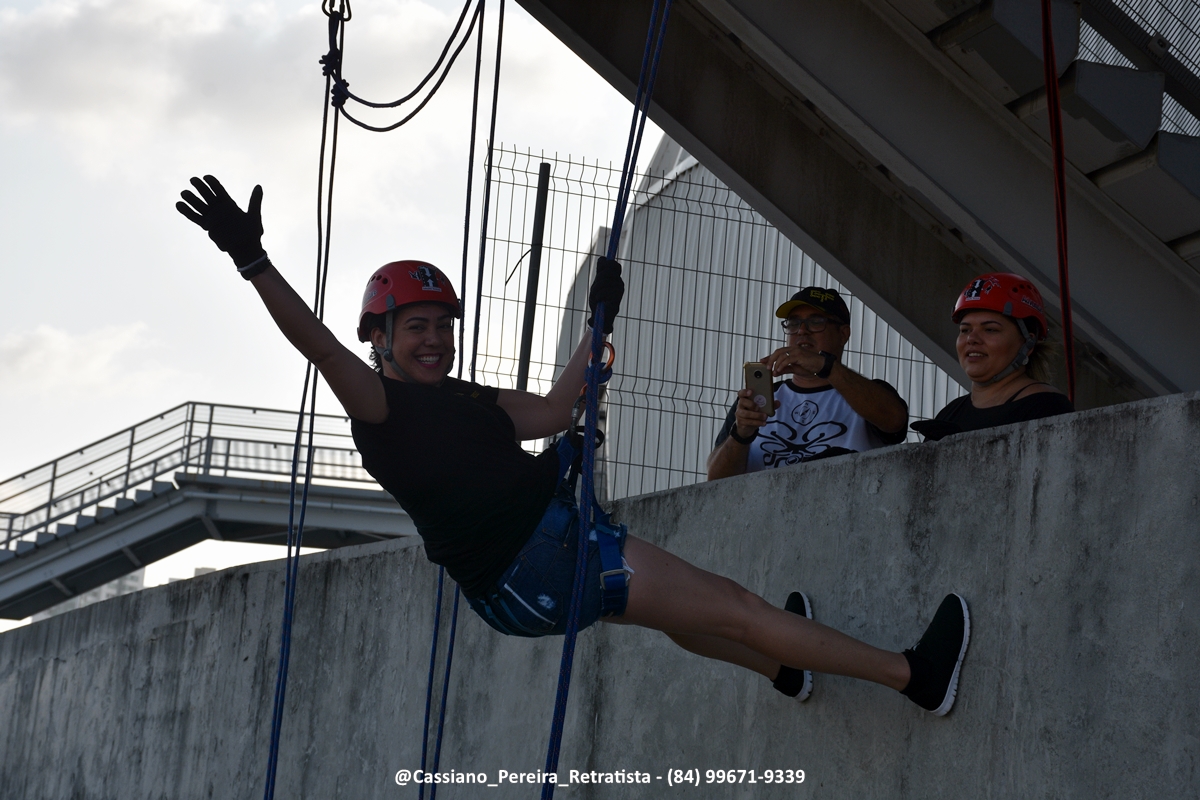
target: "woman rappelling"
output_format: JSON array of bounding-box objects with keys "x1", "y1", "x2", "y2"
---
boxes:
[{"x1": 175, "y1": 174, "x2": 971, "y2": 716}]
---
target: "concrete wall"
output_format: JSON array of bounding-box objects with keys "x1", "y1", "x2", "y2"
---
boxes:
[{"x1": 3, "y1": 393, "x2": 1199, "y2": 799}]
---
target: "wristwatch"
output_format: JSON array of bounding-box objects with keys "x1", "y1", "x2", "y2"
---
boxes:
[
  {"x1": 815, "y1": 350, "x2": 836, "y2": 380},
  {"x1": 728, "y1": 427, "x2": 758, "y2": 445}
]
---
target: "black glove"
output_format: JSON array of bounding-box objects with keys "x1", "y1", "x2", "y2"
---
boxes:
[
  {"x1": 588, "y1": 256, "x2": 624, "y2": 334},
  {"x1": 176, "y1": 175, "x2": 267, "y2": 271}
]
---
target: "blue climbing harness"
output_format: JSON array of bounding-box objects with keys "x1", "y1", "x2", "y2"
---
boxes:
[
  {"x1": 464, "y1": 382, "x2": 630, "y2": 638},
  {"x1": 554, "y1": 431, "x2": 630, "y2": 619}
]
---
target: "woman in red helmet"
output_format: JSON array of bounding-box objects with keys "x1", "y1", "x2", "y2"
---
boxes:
[
  {"x1": 177, "y1": 175, "x2": 971, "y2": 716},
  {"x1": 913, "y1": 273, "x2": 1073, "y2": 442}
]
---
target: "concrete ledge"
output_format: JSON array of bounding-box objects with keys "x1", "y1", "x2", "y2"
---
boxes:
[{"x1": 1, "y1": 394, "x2": 1198, "y2": 798}]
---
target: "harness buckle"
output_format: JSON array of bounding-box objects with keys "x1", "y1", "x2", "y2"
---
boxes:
[
  {"x1": 598, "y1": 567, "x2": 632, "y2": 586},
  {"x1": 590, "y1": 519, "x2": 629, "y2": 617}
]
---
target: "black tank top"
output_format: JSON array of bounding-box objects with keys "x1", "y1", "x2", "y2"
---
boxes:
[
  {"x1": 913, "y1": 384, "x2": 1074, "y2": 442},
  {"x1": 351, "y1": 375, "x2": 558, "y2": 596}
]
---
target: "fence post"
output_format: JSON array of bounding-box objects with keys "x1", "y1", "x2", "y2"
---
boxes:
[
  {"x1": 183, "y1": 403, "x2": 195, "y2": 469},
  {"x1": 43, "y1": 459, "x2": 58, "y2": 535},
  {"x1": 201, "y1": 405, "x2": 215, "y2": 475},
  {"x1": 516, "y1": 162, "x2": 552, "y2": 391},
  {"x1": 123, "y1": 426, "x2": 136, "y2": 492}
]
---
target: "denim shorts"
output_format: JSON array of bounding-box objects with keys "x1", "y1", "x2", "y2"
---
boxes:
[{"x1": 465, "y1": 495, "x2": 629, "y2": 638}]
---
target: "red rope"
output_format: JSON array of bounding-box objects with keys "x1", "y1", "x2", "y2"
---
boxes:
[{"x1": 1041, "y1": 0, "x2": 1076, "y2": 405}]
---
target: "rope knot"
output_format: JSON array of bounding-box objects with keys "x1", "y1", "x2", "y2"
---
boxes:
[
  {"x1": 320, "y1": 49, "x2": 342, "y2": 78},
  {"x1": 331, "y1": 78, "x2": 350, "y2": 108}
]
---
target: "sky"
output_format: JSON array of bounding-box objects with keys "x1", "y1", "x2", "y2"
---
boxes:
[{"x1": 0, "y1": 0, "x2": 661, "y2": 625}]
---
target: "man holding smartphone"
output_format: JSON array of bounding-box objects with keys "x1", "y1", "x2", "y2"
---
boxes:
[{"x1": 707, "y1": 287, "x2": 909, "y2": 480}]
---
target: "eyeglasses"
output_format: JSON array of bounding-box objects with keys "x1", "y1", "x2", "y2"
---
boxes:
[{"x1": 780, "y1": 316, "x2": 840, "y2": 333}]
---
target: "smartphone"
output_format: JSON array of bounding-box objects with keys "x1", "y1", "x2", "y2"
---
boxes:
[{"x1": 743, "y1": 362, "x2": 775, "y2": 413}]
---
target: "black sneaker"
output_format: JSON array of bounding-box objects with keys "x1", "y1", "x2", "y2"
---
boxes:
[
  {"x1": 772, "y1": 591, "x2": 813, "y2": 702},
  {"x1": 901, "y1": 593, "x2": 970, "y2": 716}
]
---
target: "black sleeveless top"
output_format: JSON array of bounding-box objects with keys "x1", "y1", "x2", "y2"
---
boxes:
[
  {"x1": 912, "y1": 384, "x2": 1074, "y2": 442},
  {"x1": 350, "y1": 375, "x2": 559, "y2": 596}
]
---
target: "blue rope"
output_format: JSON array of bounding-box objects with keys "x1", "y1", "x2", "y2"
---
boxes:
[
  {"x1": 470, "y1": 0, "x2": 506, "y2": 383},
  {"x1": 421, "y1": 0, "x2": 500, "y2": 789},
  {"x1": 458, "y1": 0, "x2": 486, "y2": 379},
  {"x1": 263, "y1": 369, "x2": 321, "y2": 800},
  {"x1": 538, "y1": 306, "x2": 605, "y2": 800},
  {"x1": 428, "y1": 587, "x2": 461, "y2": 800},
  {"x1": 418, "y1": 568, "x2": 446, "y2": 800},
  {"x1": 540, "y1": 3, "x2": 672, "y2": 797},
  {"x1": 265, "y1": 1, "x2": 494, "y2": 796},
  {"x1": 261, "y1": 7, "x2": 346, "y2": 796},
  {"x1": 607, "y1": 0, "x2": 664, "y2": 261}
]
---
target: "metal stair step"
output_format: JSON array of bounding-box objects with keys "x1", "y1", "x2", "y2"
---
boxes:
[
  {"x1": 55, "y1": 523, "x2": 76, "y2": 536},
  {"x1": 134, "y1": 489, "x2": 154, "y2": 503},
  {"x1": 0, "y1": 549, "x2": 14, "y2": 565},
  {"x1": 888, "y1": 0, "x2": 967, "y2": 34},
  {"x1": 1094, "y1": 132, "x2": 1200, "y2": 241},
  {"x1": 75, "y1": 515, "x2": 95, "y2": 530},
  {"x1": 115, "y1": 498, "x2": 135, "y2": 511},
  {"x1": 1012, "y1": 61, "x2": 1164, "y2": 173},
  {"x1": 933, "y1": 0, "x2": 1079, "y2": 101},
  {"x1": 1174, "y1": 231, "x2": 1200, "y2": 270},
  {"x1": 151, "y1": 481, "x2": 174, "y2": 496},
  {"x1": 15, "y1": 541, "x2": 35, "y2": 555},
  {"x1": 96, "y1": 507, "x2": 116, "y2": 520},
  {"x1": 35, "y1": 532, "x2": 55, "y2": 547}
]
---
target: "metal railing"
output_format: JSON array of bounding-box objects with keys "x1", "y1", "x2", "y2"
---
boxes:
[{"x1": 0, "y1": 402, "x2": 374, "y2": 551}]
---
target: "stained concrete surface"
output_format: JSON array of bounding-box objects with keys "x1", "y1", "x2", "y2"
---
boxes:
[{"x1": 2, "y1": 393, "x2": 1198, "y2": 798}]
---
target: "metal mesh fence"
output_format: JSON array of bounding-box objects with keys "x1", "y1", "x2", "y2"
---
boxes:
[
  {"x1": 473, "y1": 143, "x2": 966, "y2": 501},
  {"x1": 1080, "y1": 0, "x2": 1200, "y2": 135}
]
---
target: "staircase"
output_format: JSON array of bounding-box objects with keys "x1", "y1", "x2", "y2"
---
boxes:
[
  {"x1": 0, "y1": 402, "x2": 415, "y2": 619},
  {"x1": 517, "y1": 0, "x2": 1200, "y2": 404}
]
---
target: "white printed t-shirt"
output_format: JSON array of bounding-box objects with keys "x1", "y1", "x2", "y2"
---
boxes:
[{"x1": 715, "y1": 380, "x2": 907, "y2": 471}]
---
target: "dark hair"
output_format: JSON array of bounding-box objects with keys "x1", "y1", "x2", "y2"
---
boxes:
[
  {"x1": 362, "y1": 311, "x2": 388, "y2": 374},
  {"x1": 362, "y1": 305, "x2": 458, "y2": 374}
]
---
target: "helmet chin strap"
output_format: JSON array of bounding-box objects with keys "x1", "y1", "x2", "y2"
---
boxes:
[
  {"x1": 374, "y1": 310, "x2": 449, "y2": 386},
  {"x1": 981, "y1": 318, "x2": 1037, "y2": 386}
]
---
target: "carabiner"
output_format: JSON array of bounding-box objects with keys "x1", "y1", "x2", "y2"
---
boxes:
[{"x1": 594, "y1": 341, "x2": 616, "y2": 385}]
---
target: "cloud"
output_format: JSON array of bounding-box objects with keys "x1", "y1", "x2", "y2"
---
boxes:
[
  {"x1": 0, "y1": 0, "x2": 647, "y2": 165},
  {"x1": 0, "y1": 0, "x2": 654, "y2": 270},
  {"x1": 0, "y1": 0, "x2": 321, "y2": 173},
  {"x1": 0, "y1": 0, "x2": 660, "y2": 477},
  {"x1": 0, "y1": 322, "x2": 187, "y2": 397}
]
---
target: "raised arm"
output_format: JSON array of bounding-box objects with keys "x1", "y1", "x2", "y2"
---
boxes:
[
  {"x1": 176, "y1": 175, "x2": 386, "y2": 423},
  {"x1": 496, "y1": 257, "x2": 623, "y2": 440},
  {"x1": 822, "y1": 364, "x2": 908, "y2": 434},
  {"x1": 497, "y1": 331, "x2": 592, "y2": 440},
  {"x1": 762, "y1": 347, "x2": 908, "y2": 434}
]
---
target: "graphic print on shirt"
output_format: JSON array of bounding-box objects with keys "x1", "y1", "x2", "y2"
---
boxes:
[
  {"x1": 794, "y1": 400, "x2": 818, "y2": 426},
  {"x1": 717, "y1": 381, "x2": 904, "y2": 473},
  {"x1": 757, "y1": 395, "x2": 849, "y2": 467}
]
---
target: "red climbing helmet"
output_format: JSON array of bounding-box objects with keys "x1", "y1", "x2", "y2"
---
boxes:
[
  {"x1": 356, "y1": 260, "x2": 462, "y2": 342},
  {"x1": 952, "y1": 272, "x2": 1048, "y2": 340}
]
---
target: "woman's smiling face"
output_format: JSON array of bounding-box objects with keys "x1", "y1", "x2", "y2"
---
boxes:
[
  {"x1": 956, "y1": 310, "x2": 1024, "y2": 384},
  {"x1": 372, "y1": 303, "x2": 456, "y2": 384}
]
